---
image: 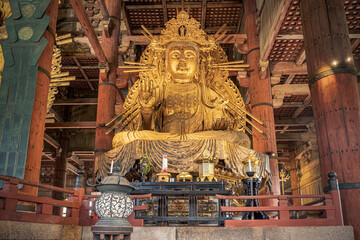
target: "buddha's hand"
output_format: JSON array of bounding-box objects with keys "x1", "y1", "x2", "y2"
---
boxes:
[
  {"x1": 213, "y1": 117, "x2": 230, "y2": 130},
  {"x1": 139, "y1": 79, "x2": 156, "y2": 113}
]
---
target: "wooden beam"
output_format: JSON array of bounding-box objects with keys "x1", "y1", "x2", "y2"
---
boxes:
[
  {"x1": 282, "y1": 102, "x2": 311, "y2": 108},
  {"x1": 122, "y1": 33, "x2": 246, "y2": 45},
  {"x1": 276, "y1": 133, "x2": 308, "y2": 142},
  {"x1": 62, "y1": 65, "x2": 99, "y2": 69},
  {"x1": 124, "y1": 1, "x2": 241, "y2": 9},
  {"x1": 201, "y1": 0, "x2": 207, "y2": 29},
  {"x1": 162, "y1": 0, "x2": 168, "y2": 24},
  {"x1": 260, "y1": 0, "x2": 292, "y2": 61},
  {"x1": 351, "y1": 38, "x2": 360, "y2": 51},
  {"x1": 270, "y1": 62, "x2": 308, "y2": 75},
  {"x1": 69, "y1": 0, "x2": 107, "y2": 64},
  {"x1": 48, "y1": 108, "x2": 63, "y2": 122},
  {"x1": 72, "y1": 57, "x2": 95, "y2": 90},
  {"x1": 66, "y1": 162, "x2": 79, "y2": 175},
  {"x1": 277, "y1": 33, "x2": 360, "y2": 40},
  {"x1": 284, "y1": 74, "x2": 295, "y2": 84},
  {"x1": 292, "y1": 95, "x2": 312, "y2": 119},
  {"x1": 45, "y1": 121, "x2": 96, "y2": 129},
  {"x1": 43, "y1": 133, "x2": 60, "y2": 149},
  {"x1": 295, "y1": 48, "x2": 306, "y2": 65},
  {"x1": 53, "y1": 98, "x2": 98, "y2": 106},
  {"x1": 68, "y1": 155, "x2": 84, "y2": 166},
  {"x1": 131, "y1": 26, "x2": 238, "y2": 35},
  {"x1": 275, "y1": 117, "x2": 313, "y2": 126}
]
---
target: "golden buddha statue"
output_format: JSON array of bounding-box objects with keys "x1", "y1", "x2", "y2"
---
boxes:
[{"x1": 99, "y1": 9, "x2": 270, "y2": 179}]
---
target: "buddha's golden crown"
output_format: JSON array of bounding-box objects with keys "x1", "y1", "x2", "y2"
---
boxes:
[{"x1": 151, "y1": 10, "x2": 217, "y2": 49}]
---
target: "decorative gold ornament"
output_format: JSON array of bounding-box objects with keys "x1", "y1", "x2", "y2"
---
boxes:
[
  {"x1": 21, "y1": 4, "x2": 36, "y2": 18},
  {"x1": 176, "y1": 172, "x2": 193, "y2": 182},
  {"x1": 46, "y1": 34, "x2": 75, "y2": 119},
  {"x1": 18, "y1": 27, "x2": 33, "y2": 40},
  {"x1": 0, "y1": 1, "x2": 12, "y2": 86},
  {"x1": 279, "y1": 167, "x2": 290, "y2": 195}
]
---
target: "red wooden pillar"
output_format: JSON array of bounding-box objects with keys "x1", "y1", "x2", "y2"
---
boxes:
[
  {"x1": 94, "y1": 0, "x2": 121, "y2": 173},
  {"x1": 244, "y1": 0, "x2": 281, "y2": 204},
  {"x1": 300, "y1": 0, "x2": 360, "y2": 237},
  {"x1": 22, "y1": 0, "x2": 59, "y2": 196}
]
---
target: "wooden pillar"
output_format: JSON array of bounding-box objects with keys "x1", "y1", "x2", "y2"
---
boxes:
[
  {"x1": 300, "y1": 0, "x2": 360, "y2": 237},
  {"x1": 94, "y1": 0, "x2": 121, "y2": 173},
  {"x1": 289, "y1": 143, "x2": 300, "y2": 206},
  {"x1": 244, "y1": 0, "x2": 281, "y2": 204},
  {"x1": 22, "y1": 0, "x2": 59, "y2": 196}
]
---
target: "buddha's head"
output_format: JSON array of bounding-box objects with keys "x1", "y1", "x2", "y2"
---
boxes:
[{"x1": 166, "y1": 42, "x2": 199, "y2": 83}]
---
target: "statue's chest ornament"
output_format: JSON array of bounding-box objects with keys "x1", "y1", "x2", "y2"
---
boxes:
[{"x1": 165, "y1": 84, "x2": 200, "y2": 119}]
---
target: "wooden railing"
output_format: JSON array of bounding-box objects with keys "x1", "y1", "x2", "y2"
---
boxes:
[
  {"x1": 0, "y1": 172, "x2": 344, "y2": 228},
  {"x1": 216, "y1": 190, "x2": 343, "y2": 227},
  {"x1": 0, "y1": 175, "x2": 82, "y2": 225}
]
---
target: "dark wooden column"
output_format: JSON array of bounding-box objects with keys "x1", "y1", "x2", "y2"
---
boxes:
[
  {"x1": 52, "y1": 131, "x2": 69, "y2": 200},
  {"x1": 94, "y1": 0, "x2": 121, "y2": 173},
  {"x1": 23, "y1": 0, "x2": 59, "y2": 196},
  {"x1": 244, "y1": 0, "x2": 281, "y2": 203},
  {"x1": 300, "y1": 0, "x2": 360, "y2": 237}
]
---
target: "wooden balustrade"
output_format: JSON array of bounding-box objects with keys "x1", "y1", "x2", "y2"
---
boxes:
[
  {"x1": 0, "y1": 175, "x2": 81, "y2": 225},
  {"x1": 0, "y1": 173, "x2": 344, "y2": 228},
  {"x1": 216, "y1": 191, "x2": 343, "y2": 227}
]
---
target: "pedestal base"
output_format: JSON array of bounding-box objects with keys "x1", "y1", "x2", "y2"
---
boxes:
[{"x1": 91, "y1": 225, "x2": 133, "y2": 240}]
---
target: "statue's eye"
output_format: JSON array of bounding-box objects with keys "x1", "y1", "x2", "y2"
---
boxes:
[
  {"x1": 170, "y1": 51, "x2": 180, "y2": 59},
  {"x1": 185, "y1": 50, "x2": 195, "y2": 59}
]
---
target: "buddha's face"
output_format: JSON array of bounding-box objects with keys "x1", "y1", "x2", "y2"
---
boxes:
[{"x1": 166, "y1": 43, "x2": 199, "y2": 83}]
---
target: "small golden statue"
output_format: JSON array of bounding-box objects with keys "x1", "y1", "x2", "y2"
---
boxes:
[{"x1": 99, "y1": 8, "x2": 270, "y2": 180}]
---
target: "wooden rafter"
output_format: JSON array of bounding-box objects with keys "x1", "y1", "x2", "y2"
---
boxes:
[
  {"x1": 125, "y1": 1, "x2": 241, "y2": 10},
  {"x1": 284, "y1": 74, "x2": 295, "y2": 84},
  {"x1": 69, "y1": 0, "x2": 107, "y2": 64},
  {"x1": 271, "y1": 62, "x2": 308, "y2": 75},
  {"x1": 45, "y1": 122, "x2": 96, "y2": 129},
  {"x1": 162, "y1": 0, "x2": 168, "y2": 24},
  {"x1": 72, "y1": 57, "x2": 95, "y2": 91},
  {"x1": 275, "y1": 117, "x2": 313, "y2": 126},
  {"x1": 53, "y1": 98, "x2": 98, "y2": 106},
  {"x1": 44, "y1": 133, "x2": 61, "y2": 149},
  {"x1": 122, "y1": 33, "x2": 246, "y2": 45},
  {"x1": 201, "y1": 0, "x2": 207, "y2": 29},
  {"x1": 296, "y1": 48, "x2": 306, "y2": 65},
  {"x1": 260, "y1": 0, "x2": 292, "y2": 62},
  {"x1": 292, "y1": 95, "x2": 312, "y2": 119}
]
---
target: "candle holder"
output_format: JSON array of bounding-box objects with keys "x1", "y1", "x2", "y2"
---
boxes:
[{"x1": 241, "y1": 151, "x2": 269, "y2": 220}]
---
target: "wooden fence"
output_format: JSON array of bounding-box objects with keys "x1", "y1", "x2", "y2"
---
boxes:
[
  {"x1": 0, "y1": 174, "x2": 344, "y2": 228},
  {"x1": 217, "y1": 191, "x2": 343, "y2": 227}
]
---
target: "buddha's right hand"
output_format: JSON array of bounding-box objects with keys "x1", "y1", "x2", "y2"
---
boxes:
[{"x1": 139, "y1": 79, "x2": 156, "y2": 113}]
